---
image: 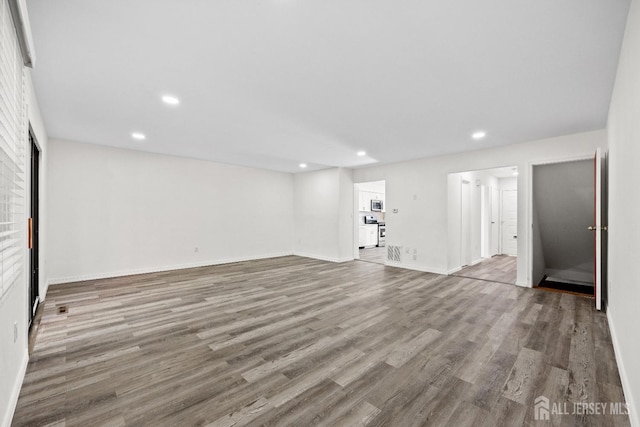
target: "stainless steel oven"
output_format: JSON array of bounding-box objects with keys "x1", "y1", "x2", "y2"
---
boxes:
[{"x1": 377, "y1": 222, "x2": 386, "y2": 247}]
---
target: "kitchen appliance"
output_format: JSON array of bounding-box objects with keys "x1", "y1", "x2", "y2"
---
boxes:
[
  {"x1": 364, "y1": 215, "x2": 378, "y2": 224},
  {"x1": 377, "y1": 222, "x2": 386, "y2": 247},
  {"x1": 371, "y1": 199, "x2": 383, "y2": 212}
]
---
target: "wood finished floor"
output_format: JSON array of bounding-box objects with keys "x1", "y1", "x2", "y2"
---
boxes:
[
  {"x1": 453, "y1": 255, "x2": 518, "y2": 285},
  {"x1": 358, "y1": 247, "x2": 386, "y2": 265},
  {"x1": 13, "y1": 256, "x2": 628, "y2": 426}
]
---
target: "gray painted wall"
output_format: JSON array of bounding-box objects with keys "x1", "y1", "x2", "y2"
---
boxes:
[{"x1": 533, "y1": 159, "x2": 594, "y2": 285}]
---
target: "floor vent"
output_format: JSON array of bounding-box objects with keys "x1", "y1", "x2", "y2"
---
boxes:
[
  {"x1": 57, "y1": 305, "x2": 68, "y2": 314},
  {"x1": 387, "y1": 245, "x2": 402, "y2": 262}
]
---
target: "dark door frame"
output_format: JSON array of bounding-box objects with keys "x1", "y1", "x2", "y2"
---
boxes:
[{"x1": 29, "y1": 129, "x2": 40, "y2": 327}]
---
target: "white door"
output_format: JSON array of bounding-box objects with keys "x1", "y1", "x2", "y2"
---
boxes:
[
  {"x1": 461, "y1": 180, "x2": 471, "y2": 266},
  {"x1": 490, "y1": 187, "x2": 500, "y2": 256},
  {"x1": 481, "y1": 185, "x2": 490, "y2": 258},
  {"x1": 501, "y1": 190, "x2": 518, "y2": 256}
]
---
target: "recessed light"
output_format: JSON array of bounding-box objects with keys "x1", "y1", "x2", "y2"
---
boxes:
[
  {"x1": 472, "y1": 131, "x2": 487, "y2": 140},
  {"x1": 357, "y1": 151, "x2": 366, "y2": 157},
  {"x1": 131, "y1": 132, "x2": 146, "y2": 141},
  {"x1": 162, "y1": 95, "x2": 180, "y2": 105},
  {"x1": 299, "y1": 163, "x2": 307, "y2": 168}
]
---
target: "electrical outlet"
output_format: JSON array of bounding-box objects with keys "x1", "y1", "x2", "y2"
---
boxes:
[
  {"x1": 13, "y1": 321, "x2": 17, "y2": 343},
  {"x1": 413, "y1": 254, "x2": 417, "y2": 261},
  {"x1": 405, "y1": 247, "x2": 410, "y2": 254},
  {"x1": 413, "y1": 249, "x2": 417, "y2": 255},
  {"x1": 194, "y1": 247, "x2": 199, "y2": 253}
]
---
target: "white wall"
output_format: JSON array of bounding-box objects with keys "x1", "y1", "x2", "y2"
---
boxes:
[
  {"x1": 47, "y1": 140, "x2": 294, "y2": 283},
  {"x1": 293, "y1": 168, "x2": 354, "y2": 262},
  {"x1": 1, "y1": 59, "x2": 49, "y2": 427},
  {"x1": 337, "y1": 168, "x2": 355, "y2": 261},
  {"x1": 358, "y1": 180, "x2": 385, "y2": 194},
  {"x1": 607, "y1": 0, "x2": 640, "y2": 424},
  {"x1": 354, "y1": 130, "x2": 605, "y2": 283},
  {"x1": 531, "y1": 199, "x2": 546, "y2": 286},
  {"x1": 498, "y1": 177, "x2": 517, "y2": 190}
]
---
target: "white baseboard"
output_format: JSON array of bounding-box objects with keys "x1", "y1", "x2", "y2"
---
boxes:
[
  {"x1": 515, "y1": 279, "x2": 531, "y2": 288},
  {"x1": 446, "y1": 258, "x2": 483, "y2": 275},
  {"x1": 607, "y1": 309, "x2": 639, "y2": 427},
  {"x1": 2, "y1": 349, "x2": 28, "y2": 427},
  {"x1": 293, "y1": 252, "x2": 354, "y2": 263},
  {"x1": 48, "y1": 252, "x2": 295, "y2": 285}
]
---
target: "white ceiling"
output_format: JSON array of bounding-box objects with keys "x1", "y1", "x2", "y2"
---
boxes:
[{"x1": 27, "y1": 0, "x2": 630, "y2": 173}]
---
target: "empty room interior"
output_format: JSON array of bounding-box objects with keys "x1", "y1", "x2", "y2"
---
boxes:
[{"x1": 2, "y1": 0, "x2": 640, "y2": 426}]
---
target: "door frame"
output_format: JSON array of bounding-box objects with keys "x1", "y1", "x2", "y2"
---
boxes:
[
  {"x1": 500, "y1": 189, "x2": 518, "y2": 256},
  {"x1": 353, "y1": 181, "x2": 387, "y2": 262},
  {"x1": 527, "y1": 153, "x2": 594, "y2": 289},
  {"x1": 460, "y1": 179, "x2": 471, "y2": 266},
  {"x1": 28, "y1": 128, "x2": 41, "y2": 327}
]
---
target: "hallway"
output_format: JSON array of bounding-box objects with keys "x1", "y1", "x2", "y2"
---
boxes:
[{"x1": 453, "y1": 255, "x2": 517, "y2": 285}]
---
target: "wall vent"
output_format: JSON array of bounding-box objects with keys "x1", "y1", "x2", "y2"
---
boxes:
[{"x1": 387, "y1": 245, "x2": 402, "y2": 262}]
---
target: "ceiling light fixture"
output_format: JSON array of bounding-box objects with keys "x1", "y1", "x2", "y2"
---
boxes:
[
  {"x1": 162, "y1": 95, "x2": 180, "y2": 105},
  {"x1": 131, "y1": 132, "x2": 146, "y2": 140},
  {"x1": 472, "y1": 131, "x2": 487, "y2": 140},
  {"x1": 357, "y1": 151, "x2": 366, "y2": 157},
  {"x1": 299, "y1": 163, "x2": 307, "y2": 168}
]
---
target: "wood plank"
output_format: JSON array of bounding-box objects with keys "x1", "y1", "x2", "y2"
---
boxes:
[{"x1": 11, "y1": 255, "x2": 629, "y2": 426}]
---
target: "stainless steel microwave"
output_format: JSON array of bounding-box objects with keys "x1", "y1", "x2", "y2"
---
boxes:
[{"x1": 371, "y1": 199, "x2": 383, "y2": 212}]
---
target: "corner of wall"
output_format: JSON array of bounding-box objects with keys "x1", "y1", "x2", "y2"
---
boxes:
[
  {"x1": 607, "y1": 309, "x2": 640, "y2": 427},
  {"x1": 1, "y1": 349, "x2": 28, "y2": 427}
]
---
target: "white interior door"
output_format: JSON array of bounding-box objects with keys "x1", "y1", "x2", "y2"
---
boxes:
[
  {"x1": 594, "y1": 148, "x2": 602, "y2": 311},
  {"x1": 501, "y1": 190, "x2": 518, "y2": 256},
  {"x1": 461, "y1": 180, "x2": 471, "y2": 266},
  {"x1": 481, "y1": 185, "x2": 490, "y2": 258},
  {"x1": 490, "y1": 187, "x2": 499, "y2": 255}
]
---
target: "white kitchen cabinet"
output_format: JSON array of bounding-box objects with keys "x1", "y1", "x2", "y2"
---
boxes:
[
  {"x1": 359, "y1": 225, "x2": 378, "y2": 248},
  {"x1": 358, "y1": 191, "x2": 369, "y2": 211},
  {"x1": 358, "y1": 191, "x2": 386, "y2": 212}
]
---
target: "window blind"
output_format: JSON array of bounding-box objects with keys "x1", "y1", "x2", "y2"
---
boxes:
[{"x1": 0, "y1": 0, "x2": 27, "y2": 299}]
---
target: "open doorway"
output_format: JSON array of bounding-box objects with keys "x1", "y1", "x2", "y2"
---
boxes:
[
  {"x1": 532, "y1": 159, "x2": 595, "y2": 296},
  {"x1": 354, "y1": 180, "x2": 386, "y2": 265},
  {"x1": 447, "y1": 166, "x2": 518, "y2": 284}
]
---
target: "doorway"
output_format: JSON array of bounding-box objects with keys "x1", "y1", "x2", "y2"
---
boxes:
[
  {"x1": 532, "y1": 159, "x2": 595, "y2": 297},
  {"x1": 354, "y1": 180, "x2": 386, "y2": 265},
  {"x1": 501, "y1": 189, "x2": 518, "y2": 256},
  {"x1": 29, "y1": 132, "x2": 40, "y2": 327},
  {"x1": 447, "y1": 166, "x2": 518, "y2": 285},
  {"x1": 461, "y1": 179, "x2": 471, "y2": 267}
]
